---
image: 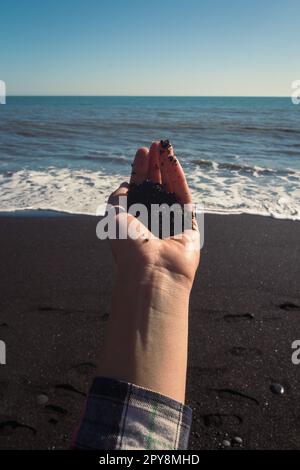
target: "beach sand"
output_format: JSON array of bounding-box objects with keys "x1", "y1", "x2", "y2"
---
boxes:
[{"x1": 0, "y1": 213, "x2": 299, "y2": 450}]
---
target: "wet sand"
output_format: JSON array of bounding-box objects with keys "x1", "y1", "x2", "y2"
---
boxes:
[{"x1": 0, "y1": 214, "x2": 300, "y2": 449}]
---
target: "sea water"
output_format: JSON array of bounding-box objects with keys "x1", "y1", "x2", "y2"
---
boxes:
[{"x1": 0, "y1": 96, "x2": 299, "y2": 219}]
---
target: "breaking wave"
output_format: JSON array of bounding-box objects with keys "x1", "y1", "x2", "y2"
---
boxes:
[{"x1": 0, "y1": 165, "x2": 299, "y2": 220}]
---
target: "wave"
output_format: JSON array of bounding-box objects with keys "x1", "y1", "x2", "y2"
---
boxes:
[
  {"x1": 3, "y1": 118, "x2": 300, "y2": 138},
  {"x1": 81, "y1": 153, "x2": 129, "y2": 164},
  {"x1": 241, "y1": 126, "x2": 300, "y2": 136},
  {"x1": 0, "y1": 167, "x2": 299, "y2": 220},
  {"x1": 191, "y1": 159, "x2": 297, "y2": 177}
]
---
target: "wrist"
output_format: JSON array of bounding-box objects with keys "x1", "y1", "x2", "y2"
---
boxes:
[
  {"x1": 115, "y1": 267, "x2": 191, "y2": 319},
  {"x1": 116, "y1": 264, "x2": 193, "y2": 299}
]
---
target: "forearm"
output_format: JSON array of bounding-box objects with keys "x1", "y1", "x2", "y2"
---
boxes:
[{"x1": 97, "y1": 266, "x2": 191, "y2": 403}]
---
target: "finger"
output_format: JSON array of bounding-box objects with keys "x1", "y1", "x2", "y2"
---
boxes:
[
  {"x1": 158, "y1": 140, "x2": 174, "y2": 193},
  {"x1": 107, "y1": 182, "x2": 155, "y2": 241},
  {"x1": 109, "y1": 182, "x2": 129, "y2": 199},
  {"x1": 130, "y1": 147, "x2": 149, "y2": 184},
  {"x1": 147, "y1": 141, "x2": 162, "y2": 184},
  {"x1": 159, "y1": 140, "x2": 192, "y2": 204},
  {"x1": 108, "y1": 182, "x2": 129, "y2": 204},
  {"x1": 107, "y1": 182, "x2": 129, "y2": 213}
]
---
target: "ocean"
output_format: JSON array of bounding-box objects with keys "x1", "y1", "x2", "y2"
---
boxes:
[{"x1": 0, "y1": 96, "x2": 299, "y2": 219}]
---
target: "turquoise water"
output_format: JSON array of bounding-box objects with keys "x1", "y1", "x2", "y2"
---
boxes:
[{"x1": 0, "y1": 96, "x2": 299, "y2": 218}]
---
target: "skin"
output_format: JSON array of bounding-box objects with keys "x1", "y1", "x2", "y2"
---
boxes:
[{"x1": 97, "y1": 141, "x2": 200, "y2": 403}]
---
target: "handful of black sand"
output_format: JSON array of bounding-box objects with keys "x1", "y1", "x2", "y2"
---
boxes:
[{"x1": 127, "y1": 181, "x2": 188, "y2": 238}]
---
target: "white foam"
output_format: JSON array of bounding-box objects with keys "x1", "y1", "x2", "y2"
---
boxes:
[
  {"x1": 0, "y1": 168, "x2": 125, "y2": 216},
  {"x1": 0, "y1": 166, "x2": 299, "y2": 220},
  {"x1": 188, "y1": 165, "x2": 300, "y2": 220}
]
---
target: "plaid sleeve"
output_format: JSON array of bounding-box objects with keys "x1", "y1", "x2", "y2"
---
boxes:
[{"x1": 72, "y1": 377, "x2": 192, "y2": 450}]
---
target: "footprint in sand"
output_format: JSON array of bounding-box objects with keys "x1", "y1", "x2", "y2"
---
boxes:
[
  {"x1": 0, "y1": 419, "x2": 36, "y2": 435},
  {"x1": 214, "y1": 388, "x2": 260, "y2": 406},
  {"x1": 200, "y1": 413, "x2": 243, "y2": 428},
  {"x1": 55, "y1": 383, "x2": 86, "y2": 397},
  {"x1": 223, "y1": 313, "x2": 255, "y2": 322},
  {"x1": 45, "y1": 404, "x2": 68, "y2": 415},
  {"x1": 278, "y1": 302, "x2": 300, "y2": 311},
  {"x1": 37, "y1": 305, "x2": 75, "y2": 315}
]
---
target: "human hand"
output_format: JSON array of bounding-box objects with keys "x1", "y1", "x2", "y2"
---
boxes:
[{"x1": 108, "y1": 141, "x2": 200, "y2": 292}]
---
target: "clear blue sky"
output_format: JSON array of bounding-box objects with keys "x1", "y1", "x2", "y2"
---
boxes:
[{"x1": 1, "y1": 0, "x2": 299, "y2": 96}]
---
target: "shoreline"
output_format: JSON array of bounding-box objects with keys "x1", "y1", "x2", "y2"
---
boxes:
[
  {"x1": 0, "y1": 208, "x2": 299, "y2": 222},
  {"x1": 0, "y1": 213, "x2": 299, "y2": 449}
]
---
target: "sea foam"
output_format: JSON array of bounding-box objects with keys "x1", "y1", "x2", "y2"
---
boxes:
[{"x1": 0, "y1": 166, "x2": 299, "y2": 220}]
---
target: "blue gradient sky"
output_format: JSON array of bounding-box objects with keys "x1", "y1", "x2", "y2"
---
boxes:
[{"x1": 1, "y1": 0, "x2": 299, "y2": 96}]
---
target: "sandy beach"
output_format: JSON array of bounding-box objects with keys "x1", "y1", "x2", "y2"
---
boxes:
[{"x1": 0, "y1": 213, "x2": 299, "y2": 450}]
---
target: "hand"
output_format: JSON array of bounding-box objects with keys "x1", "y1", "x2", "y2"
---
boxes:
[{"x1": 108, "y1": 141, "x2": 200, "y2": 292}]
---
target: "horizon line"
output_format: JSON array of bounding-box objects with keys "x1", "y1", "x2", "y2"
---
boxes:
[{"x1": 6, "y1": 95, "x2": 290, "y2": 98}]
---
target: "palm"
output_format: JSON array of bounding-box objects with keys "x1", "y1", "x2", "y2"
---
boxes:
[
  {"x1": 109, "y1": 141, "x2": 200, "y2": 286},
  {"x1": 111, "y1": 221, "x2": 199, "y2": 284}
]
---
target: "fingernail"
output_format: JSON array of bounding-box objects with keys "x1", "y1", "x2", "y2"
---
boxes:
[{"x1": 160, "y1": 139, "x2": 171, "y2": 149}]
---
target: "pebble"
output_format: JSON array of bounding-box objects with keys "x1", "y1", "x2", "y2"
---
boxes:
[
  {"x1": 37, "y1": 394, "x2": 49, "y2": 405},
  {"x1": 222, "y1": 439, "x2": 231, "y2": 448},
  {"x1": 270, "y1": 383, "x2": 285, "y2": 395},
  {"x1": 232, "y1": 436, "x2": 243, "y2": 445}
]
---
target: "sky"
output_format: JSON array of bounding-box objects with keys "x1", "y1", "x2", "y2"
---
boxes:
[{"x1": 0, "y1": 0, "x2": 299, "y2": 96}]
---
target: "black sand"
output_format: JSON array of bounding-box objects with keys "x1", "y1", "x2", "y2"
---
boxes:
[
  {"x1": 0, "y1": 214, "x2": 300, "y2": 449},
  {"x1": 127, "y1": 181, "x2": 181, "y2": 237}
]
